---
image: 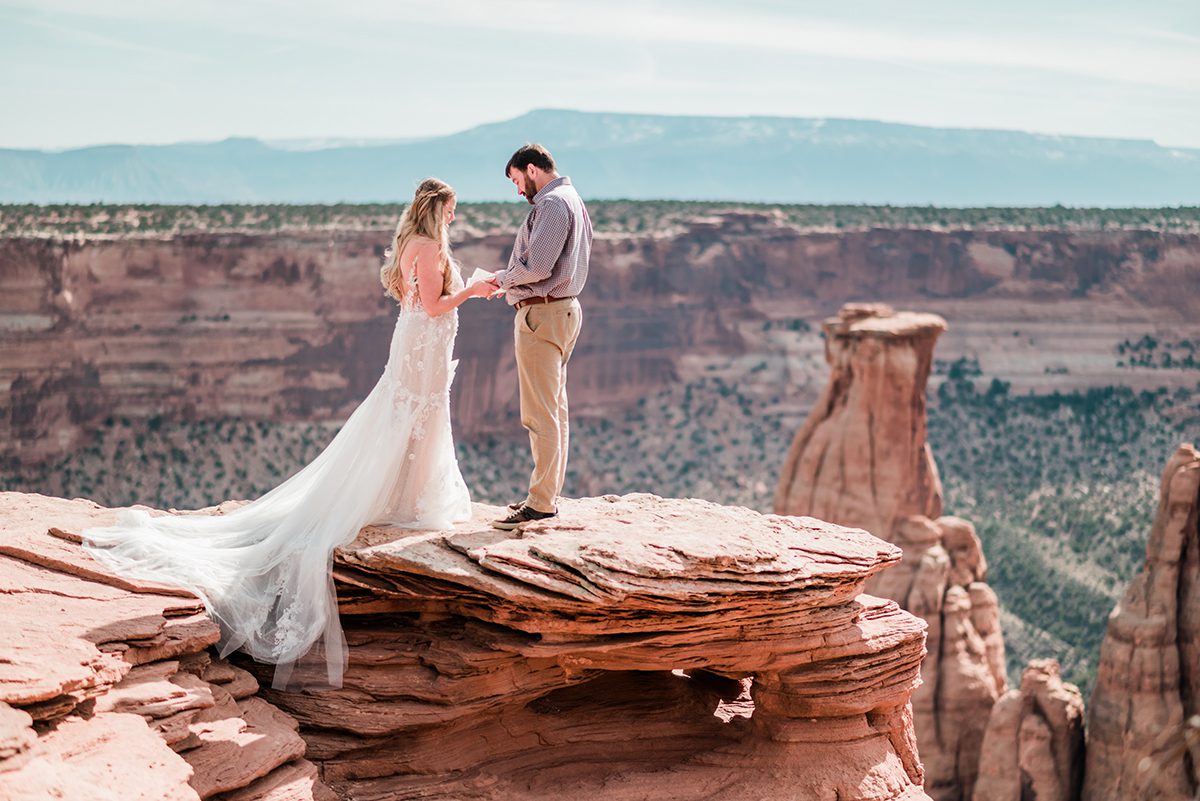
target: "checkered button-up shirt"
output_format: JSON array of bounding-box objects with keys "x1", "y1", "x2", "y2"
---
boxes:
[{"x1": 496, "y1": 176, "x2": 592, "y2": 305}]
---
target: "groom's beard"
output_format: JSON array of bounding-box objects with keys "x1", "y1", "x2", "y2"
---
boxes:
[{"x1": 524, "y1": 176, "x2": 537, "y2": 204}]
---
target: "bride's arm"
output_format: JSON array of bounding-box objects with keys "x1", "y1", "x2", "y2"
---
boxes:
[{"x1": 413, "y1": 242, "x2": 492, "y2": 317}]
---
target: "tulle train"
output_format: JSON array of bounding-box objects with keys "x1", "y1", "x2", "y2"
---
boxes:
[{"x1": 83, "y1": 308, "x2": 472, "y2": 689}]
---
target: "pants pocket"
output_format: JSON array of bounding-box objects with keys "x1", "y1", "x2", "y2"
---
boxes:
[{"x1": 520, "y1": 306, "x2": 539, "y2": 333}]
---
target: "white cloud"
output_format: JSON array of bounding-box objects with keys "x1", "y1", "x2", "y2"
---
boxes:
[
  {"x1": 7, "y1": 0, "x2": 1196, "y2": 90},
  {"x1": 1, "y1": 0, "x2": 1197, "y2": 148}
]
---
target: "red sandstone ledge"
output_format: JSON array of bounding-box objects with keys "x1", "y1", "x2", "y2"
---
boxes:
[{"x1": 0, "y1": 492, "x2": 931, "y2": 801}]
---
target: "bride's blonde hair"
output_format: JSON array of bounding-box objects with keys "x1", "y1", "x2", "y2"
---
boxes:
[{"x1": 380, "y1": 178, "x2": 456, "y2": 303}]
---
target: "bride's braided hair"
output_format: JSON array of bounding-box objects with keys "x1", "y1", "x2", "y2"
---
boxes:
[{"x1": 381, "y1": 178, "x2": 457, "y2": 303}]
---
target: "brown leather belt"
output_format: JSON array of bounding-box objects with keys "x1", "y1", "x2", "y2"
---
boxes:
[{"x1": 515, "y1": 295, "x2": 576, "y2": 310}]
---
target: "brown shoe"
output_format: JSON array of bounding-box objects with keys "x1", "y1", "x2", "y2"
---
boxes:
[{"x1": 491, "y1": 505, "x2": 557, "y2": 531}]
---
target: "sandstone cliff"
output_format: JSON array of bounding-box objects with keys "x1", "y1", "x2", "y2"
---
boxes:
[
  {"x1": 775, "y1": 304, "x2": 1006, "y2": 801},
  {"x1": 1083, "y1": 443, "x2": 1200, "y2": 801},
  {"x1": 4, "y1": 216, "x2": 1199, "y2": 474},
  {"x1": 1, "y1": 490, "x2": 933, "y2": 800},
  {"x1": 0, "y1": 493, "x2": 332, "y2": 801}
]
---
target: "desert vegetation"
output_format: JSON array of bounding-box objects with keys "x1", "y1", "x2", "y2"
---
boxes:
[
  {"x1": 929, "y1": 375, "x2": 1197, "y2": 690},
  {"x1": 3, "y1": 201, "x2": 1199, "y2": 238},
  {"x1": 1116, "y1": 335, "x2": 1200, "y2": 370}
]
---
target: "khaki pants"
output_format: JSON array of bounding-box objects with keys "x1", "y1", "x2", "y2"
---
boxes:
[{"x1": 515, "y1": 298, "x2": 582, "y2": 513}]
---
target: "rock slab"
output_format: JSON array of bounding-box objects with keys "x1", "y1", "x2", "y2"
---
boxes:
[
  {"x1": 0, "y1": 493, "x2": 332, "y2": 801},
  {"x1": 1, "y1": 490, "x2": 933, "y2": 800}
]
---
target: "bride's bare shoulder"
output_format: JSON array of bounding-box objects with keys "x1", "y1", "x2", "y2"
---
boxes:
[{"x1": 400, "y1": 236, "x2": 440, "y2": 261}]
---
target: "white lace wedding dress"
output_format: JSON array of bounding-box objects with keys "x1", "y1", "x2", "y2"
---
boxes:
[{"x1": 83, "y1": 267, "x2": 472, "y2": 690}]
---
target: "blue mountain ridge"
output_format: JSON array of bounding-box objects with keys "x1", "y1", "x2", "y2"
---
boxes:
[{"x1": 1, "y1": 108, "x2": 1196, "y2": 206}]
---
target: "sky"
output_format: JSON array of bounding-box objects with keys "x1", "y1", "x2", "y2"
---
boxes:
[{"x1": 1, "y1": 0, "x2": 1198, "y2": 151}]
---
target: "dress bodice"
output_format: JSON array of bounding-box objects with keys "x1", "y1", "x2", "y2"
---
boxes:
[{"x1": 398, "y1": 252, "x2": 463, "y2": 316}]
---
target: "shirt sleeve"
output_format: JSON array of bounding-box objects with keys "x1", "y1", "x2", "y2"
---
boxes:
[{"x1": 499, "y1": 199, "x2": 571, "y2": 290}]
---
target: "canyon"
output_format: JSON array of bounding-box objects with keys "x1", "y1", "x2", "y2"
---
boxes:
[
  {"x1": 5, "y1": 206, "x2": 1199, "y2": 702},
  {"x1": 2, "y1": 205, "x2": 1200, "y2": 796},
  {"x1": 3, "y1": 320, "x2": 1196, "y2": 797},
  {"x1": 3, "y1": 205, "x2": 1200, "y2": 796},
  {"x1": 4, "y1": 210, "x2": 1200, "y2": 475}
]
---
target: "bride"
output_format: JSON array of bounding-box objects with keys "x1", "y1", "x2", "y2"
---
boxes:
[{"x1": 83, "y1": 178, "x2": 496, "y2": 690}]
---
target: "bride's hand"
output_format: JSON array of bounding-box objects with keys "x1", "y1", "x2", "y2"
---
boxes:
[{"x1": 468, "y1": 280, "x2": 499, "y2": 298}]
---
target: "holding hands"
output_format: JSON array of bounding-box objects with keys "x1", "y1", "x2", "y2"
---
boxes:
[
  {"x1": 467, "y1": 280, "x2": 502, "y2": 299},
  {"x1": 467, "y1": 268, "x2": 504, "y2": 300}
]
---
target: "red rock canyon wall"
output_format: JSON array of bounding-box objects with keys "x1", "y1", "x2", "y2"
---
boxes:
[{"x1": 4, "y1": 216, "x2": 1198, "y2": 470}]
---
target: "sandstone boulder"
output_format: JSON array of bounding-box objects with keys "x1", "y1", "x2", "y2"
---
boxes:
[{"x1": 1083, "y1": 443, "x2": 1200, "y2": 801}]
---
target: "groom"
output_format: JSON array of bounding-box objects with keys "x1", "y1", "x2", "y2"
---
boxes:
[{"x1": 489, "y1": 144, "x2": 592, "y2": 531}]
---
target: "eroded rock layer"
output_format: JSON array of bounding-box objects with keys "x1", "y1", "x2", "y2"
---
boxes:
[
  {"x1": 1084, "y1": 443, "x2": 1200, "y2": 801},
  {"x1": 228, "y1": 493, "x2": 932, "y2": 801},
  {"x1": 0, "y1": 493, "x2": 332, "y2": 801},
  {"x1": 775, "y1": 304, "x2": 1005, "y2": 801}
]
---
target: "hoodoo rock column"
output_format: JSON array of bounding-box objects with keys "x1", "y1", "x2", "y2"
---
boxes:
[
  {"x1": 1084, "y1": 444, "x2": 1200, "y2": 801},
  {"x1": 775, "y1": 303, "x2": 1006, "y2": 801}
]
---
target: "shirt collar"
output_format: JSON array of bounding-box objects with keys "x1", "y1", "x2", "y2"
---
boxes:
[{"x1": 533, "y1": 175, "x2": 569, "y2": 203}]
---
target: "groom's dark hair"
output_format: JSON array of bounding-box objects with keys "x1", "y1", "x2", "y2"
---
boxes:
[{"x1": 505, "y1": 144, "x2": 556, "y2": 175}]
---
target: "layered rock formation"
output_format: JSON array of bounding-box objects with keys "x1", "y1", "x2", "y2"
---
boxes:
[
  {"x1": 774, "y1": 303, "x2": 947, "y2": 539},
  {"x1": 973, "y1": 659, "x2": 1085, "y2": 801},
  {"x1": 0, "y1": 493, "x2": 332, "y2": 801},
  {"x1": 1084, "y1": 443, "x2": 1200, "y2": 801},
  {"x1": 775, "y1": 304, "x2": 1006, "y2": 801},
  {"x1": 0, "y1": 490, "x2": 937, "y2": 800},
  {"x1": 229, "y1": 493, "x2": 929, "y2": 800},
  {"x1": 5, "y1": 216, "x2": 1199, "y2": 473}
]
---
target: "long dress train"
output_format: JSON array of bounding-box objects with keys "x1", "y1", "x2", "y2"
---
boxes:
[{"x1": 83, "y1": 270, "x2": 472, "y2": 689}]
